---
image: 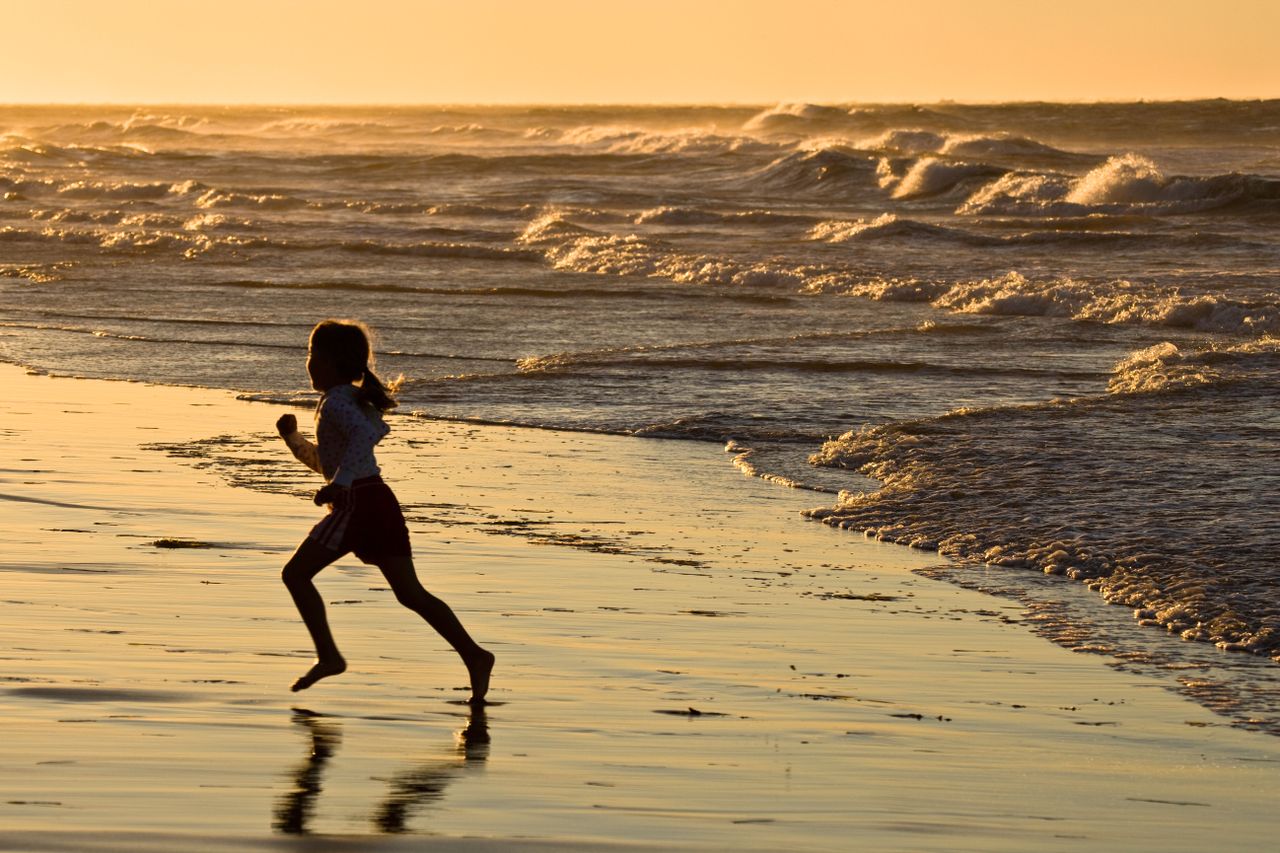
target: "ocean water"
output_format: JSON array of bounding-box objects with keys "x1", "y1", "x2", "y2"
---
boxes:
[{"x1": 2, "y1": 102, "x2": 1277, "y2": 722}]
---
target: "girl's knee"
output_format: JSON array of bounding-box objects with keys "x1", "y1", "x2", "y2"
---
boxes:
[
  {"x1": 393, "y1": 583, "x2": 434, "y2": 610},
  {"x1": 281, "y1": 561, "x2": 314, "y2": 589},
  {"x1": 281, "y1": 539, "x2": 339, "y2": 588}
]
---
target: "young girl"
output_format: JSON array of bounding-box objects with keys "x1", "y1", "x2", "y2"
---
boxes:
[{"x1": 275, "y1": 319, "x2": 493, "y2": 703}]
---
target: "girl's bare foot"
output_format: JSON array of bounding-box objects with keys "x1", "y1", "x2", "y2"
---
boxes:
[
  {"x1": 291, "y1": 657, "x2": 347, "y2": 692},
  {"x1": 466, "y1": 649, "x2": 495, "y2": 705}
]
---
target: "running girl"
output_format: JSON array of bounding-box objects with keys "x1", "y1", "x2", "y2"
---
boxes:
[{"x1": 275, "y1": 319, "x2": 493, "y2": 703}]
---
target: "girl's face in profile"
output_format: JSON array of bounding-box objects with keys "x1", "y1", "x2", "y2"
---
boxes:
[{"x1": 306, "y1": 347, "x2": 342, "y2": 392}]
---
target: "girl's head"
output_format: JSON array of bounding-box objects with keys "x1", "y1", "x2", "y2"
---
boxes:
[{"x1": 307, "y1": 319, "x2": 399, "y2": 411}]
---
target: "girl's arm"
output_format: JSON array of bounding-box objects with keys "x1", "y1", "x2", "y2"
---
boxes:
[
  {"x1": 277, "y1": 413, "x2": 324, "y2": 475},
  {"x1": 315, "y1": 403, "x2": 349, "y2": 484}
]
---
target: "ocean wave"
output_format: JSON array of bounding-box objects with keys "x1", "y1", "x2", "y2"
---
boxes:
[
  {"x1": 519, "y1": 214, "x2": 1272, "y2": 330},
  {"x1": 518, "y1": 213, "x2": 815, "y2": 286},
  {"x1": 201, "y1": 279, "x2": 757, "y2": 301},
  {"x1": 629, "y1": 413, "x2": 820, "y2": 442},
  {"x1": 318, "y1": 200, "x2": 533, "y2": 219},
  {"x1": 182, "y1": 212, "x2": 246, "y2": 232},
  {"x1": 860, "y1": 129, "x2": 947, "y2": 155},
  {"x1": 805, "y1": 344, "x2": 1280, "y2": 665},
  {"x1": 0, "y1": 321, "x2": 299, "y2": 349},
  {"x1": 315, "y1": 200, "x2": 430, "y2": 215},
  {"x1": 15, "y1": 175, "x2": 326, "y2": 214},
  {"x1": 194, "y1": 188, "x2": 308, "y2": 210},
  {"x1": 810, "y1": 213, "x2": 987, "y2": 244},
  {"x1": 255, "y1": 117, "x2": 394, "y2": 134},
  {"x1": 941, "y1": 274, "x2": 1280, "y2": 334},
  {"x1": 0, "y1": 140, "x2": 66, "y2": 162},
  {"x1": 744, "y1": 102, "x2": 978, "y2": 135},
  {"x1": 401, "y1": 224, "x2": 515, "y2": 243},
  {"x1": 0, "y1": 223, "x2": 540, "y2": 263},
  {"x1": 0, "y1": 262, "x2": 71, "y2": 283},
  {"x1": 749, "y1": 147, "x2": 876, "y2": 192},
  {"x1": 0, "y1": 172, "x2": 49, "y2": 195},
  {"x1": 384, "y1": 405, "x2": 811, "y2": 444},
  {"x1": 426, "y1": 201, "x2": 534, "y2": 219},
  {"x1": 30, "y1": 208, "x2": 151, "y2": 226},
  {"x1": 404, "y1": 407, "x2": 803, "y2": 443},
  {"x1": 234, "y1": 391, "x2": 319, "y2": 407},
  {"x1": 53, "y1": 179, "x2": 196, "y2": 201},
  {"x1": 941, "y1": 133, "x2": 1084, "y2": 161},
  {"x1": 32, "y1": 115, "x2": 215, "y2": 144},
  {"x1": 861, "y1": 129, "x2": 1092, "y2": 164},
  {"x1": 558, "y1": 125, "x2": 768, "y2": 155},
  {"x1": 512, "y1": 324, "x2": 1038, "y2": 388},
  {"x1": 0, "y1": 225, "x2": 213, "y2": 257},
  {"x1": 1, "y1": 137, "x2": 158, "y2": 162},
  {"x1": 633, "y1": 205, "x2": 811, "y2": 226},
  {"x1": 812, "y1": 214, "x2": 1248, "y2": 250},
  {"x1": 845, "y1": 272, "x2": 1280, "y2": 335},
  {"x1": 729, "y1": 444, "x2": 838, "y2": 493},
  {"x1": 519, "y1": 351, "x2": 1098, "y2": 379},
  {"x1": 883, "y1": 157, "x2": 1006, "y2": 199},
  {"x1": 206, "y1": 280, "x2": 508, "y2": 297},
  {"x1": 201, "y1": 234, "x2": 538, "y2": 262},
  {"x1": 335, "y1": 238, "x2": 538, "y2": 261},
  {"x1": 430, "y1": 123, "x2": 516, "y2": 138},
  {"x1": 306, "y1": 148, "x2": 720, "y2": 180},
  {"x1": 514, "y1": 323, "x2": 999, "y2": 375},
  {"x1": 1107, "y1": 338, "x2": 1280, "y2": 395},
  {"x1": 255, "y1": 119, "x2": 516, "y2": 140},
  {"x1": 0, "y1": 321, "x2": 516, "y2": 364},
  {"x1": 11, "y1": 309, "x2": 313, "y2": 331},
  {"x1": 960, "y1": 154, "x2": 1280, "y2": 216},
  {"x1": 743, "y1": 103, "x2": 853, "y2": 131}
]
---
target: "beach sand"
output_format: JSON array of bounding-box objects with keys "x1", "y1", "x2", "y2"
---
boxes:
[{"x1": 1, "y1": 363, "x2": 1277, "y2": 851}]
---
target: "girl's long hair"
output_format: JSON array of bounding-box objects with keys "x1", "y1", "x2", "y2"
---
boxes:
[{"x1": 309, "y1": 319, "x2": 402, "y2": 413}]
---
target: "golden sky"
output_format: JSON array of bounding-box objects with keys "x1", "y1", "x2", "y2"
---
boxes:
[{"x1": 8, "y1": 0, "x2": 1278, "y2": 104}]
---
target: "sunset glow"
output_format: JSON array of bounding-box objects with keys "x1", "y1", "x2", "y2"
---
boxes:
[{"x1": 7, "y1": 0, "x2": 1278, "y2": 104}]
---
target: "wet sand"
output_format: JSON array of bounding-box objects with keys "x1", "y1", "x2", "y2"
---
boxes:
[{"x1": 1, "y1": 363, "x2": 1277, "y2": 851}]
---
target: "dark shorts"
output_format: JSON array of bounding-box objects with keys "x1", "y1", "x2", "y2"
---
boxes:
[{"x1": 308, "y1": 476, "x2": 412, "y2": 565}]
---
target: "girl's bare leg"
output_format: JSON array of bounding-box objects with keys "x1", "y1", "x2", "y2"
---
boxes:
[
  {"x1": 377, "y1": 556, "x2": 494, "y2": 704},
  {"x1": 282, "y1": 538, "x2": 348, "y2": 691}
]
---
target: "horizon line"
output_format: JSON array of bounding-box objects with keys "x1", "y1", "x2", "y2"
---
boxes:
[{"x1": 2, "y1": 96, "x2": 1278, "y2": 110}]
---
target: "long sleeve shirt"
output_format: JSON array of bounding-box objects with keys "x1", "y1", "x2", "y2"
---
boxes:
[{"x1": 283, "y1": 383, "x2": 390, "y2": 486}]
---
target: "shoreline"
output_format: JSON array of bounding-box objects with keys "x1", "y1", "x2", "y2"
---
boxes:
[{"x1": 2, "y1": 363, "x2": 1279, "y2": 850}]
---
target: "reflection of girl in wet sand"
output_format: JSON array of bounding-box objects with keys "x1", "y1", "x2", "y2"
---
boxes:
[
  {"x1": 374, "y1": 708, "x2": 491, "y2": 833},
  {"x1": 275, "y1": 319, "x2": 493, "y2": 702},
  {"x1": 274, "y1": 706, "x2": 489, "y2": 835}
]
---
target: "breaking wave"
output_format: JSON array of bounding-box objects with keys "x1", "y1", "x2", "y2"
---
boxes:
[
  {"x1": 634, "y1": 205, "x2": 811, "y2": 226},
  {"x1": 557, "y1": 125, "x2": 769, "y2": 155},
  {"x1": 960, "y1": 154, "x2": 1280, "y2": 216},
  {"x1": 810, "y1": 214, "x2": 984, "y2": 244},
  {"x1": 862, "y1": 128, "x2": 1093, "y2": 164},
  {"x1": 883, "y1": 157, "x2": 1006, "y2": 199},
  {"x1": 805, "y1": 338, "x2": 1280, "y2": 665},
  {"x1": 748, "y1": 147, "x2": 876, "y2": 192},
  {"x1": 845, "y1": 272, "x2": 1280, "y2": 335},
  {"x1": 0, "y1": 224, "x2": 539, "y2": 262},
  {"x1": 743, "y1": 103, "x2": 854, "y2": 131}
]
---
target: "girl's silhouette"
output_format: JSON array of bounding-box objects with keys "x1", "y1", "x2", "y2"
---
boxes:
[{"x1": 276, "y1": 319, "x2": 493, "y2": 702}]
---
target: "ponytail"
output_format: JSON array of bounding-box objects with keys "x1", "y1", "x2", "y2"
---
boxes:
[{"x1": 358, "y1": 365, "x2": 401, "y2": 413}]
